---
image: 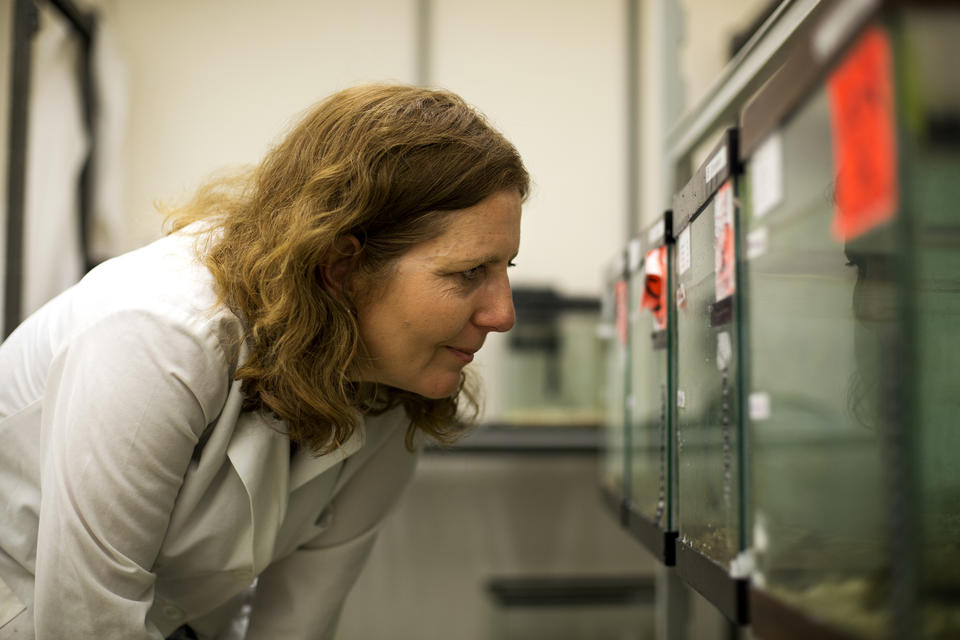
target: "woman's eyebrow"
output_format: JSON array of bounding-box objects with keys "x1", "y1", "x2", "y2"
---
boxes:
[{"x1": 437, "y1": 252, "x2": 511, "y2": 268}]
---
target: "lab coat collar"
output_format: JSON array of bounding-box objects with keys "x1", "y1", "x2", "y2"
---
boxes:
[
  {"x1": 289, "y1": 417, "x2": 365, "y2": 491},
  {"x1": 225, "y1": 405, "x2": 365, "y2": 572},
  {"x1": 226, "y1": 411, "x2": 290, "y2": 574}
]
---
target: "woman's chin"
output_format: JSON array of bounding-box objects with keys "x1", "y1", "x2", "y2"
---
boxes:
[{"x1": 408, "y1": 373, "x2": 462, "y2": 399}]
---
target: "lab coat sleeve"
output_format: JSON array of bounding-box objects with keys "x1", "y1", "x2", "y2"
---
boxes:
[
  {"x1": 244, "y1": 424, "x2": 419, "y2": 640},
  {"x1": 33, "y1": 309, "x2": 229, "y2": 639}
]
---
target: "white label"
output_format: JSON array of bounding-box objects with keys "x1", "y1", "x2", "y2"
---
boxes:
[
  {"x1": 717, "y1": 331, "x2": 732, "y2": 370},
  {"x1": 595, "y1": 323, "x2": 615, "y2": 340},
  {"x1": 749, "y1": 391, "x2": 771, "y2": 421},
  {"x1": 751, "y1": 133, "x2": 784, "y2": 219},
  {"x1": 677, "y1": 227, "x2": 691, "y2": 275},
  {"x1": 647, "y1": 219, "x2": 665, "y2": 245},
  {"x1": 753, "y1": 511, "x2": 769, "y2": 553},
  {"x1": 746, "y1": 227, "x2": 769, "y2": 261},
  {"x1": 677, "y1": 389, "x2": 686, "y2": 409},
  {"x1": 729, "y1": 549, "x2": 756, "y2": 579},
  {"x1": 627, "y1": 238, "x2": 643, "y2": 273},
  {"x1": 704, "y1": 145, "x2": 728, "y2": 183}
]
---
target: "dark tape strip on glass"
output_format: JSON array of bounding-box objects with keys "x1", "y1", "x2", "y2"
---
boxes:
[
  {"x1": 673, "y1": 128, "x2": 740, "y2": 233},
  {"x1": 709, "y1": 295, "x2": 734, "y2": 327}
]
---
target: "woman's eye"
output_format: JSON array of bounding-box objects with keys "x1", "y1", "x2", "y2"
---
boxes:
[{"x1": 460, "y1": 265, "x2": 485, "y2": 281}]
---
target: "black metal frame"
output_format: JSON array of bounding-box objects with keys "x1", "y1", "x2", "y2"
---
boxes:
[
  {"x1": 3, "y1": 0, "x2": 96, "y2": 338},
  {"x1": 675, "y1": 540, "x2": 749, "y2": 625},
  {"x1": 624, "y1": 504, "x2": 677, "y2": 566}
]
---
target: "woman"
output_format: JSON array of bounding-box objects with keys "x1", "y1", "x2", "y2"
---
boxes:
[{"x1": 0, "y1": 84, "x2": 529, "y2": 639}]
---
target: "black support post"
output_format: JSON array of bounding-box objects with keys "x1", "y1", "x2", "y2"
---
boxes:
[{"x1": 4, "y1": 0, "x2": 37, "y2": 339}]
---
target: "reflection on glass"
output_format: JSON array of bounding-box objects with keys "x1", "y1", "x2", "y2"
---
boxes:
[
  {"x1": 744, "y1": 88, "x2": 892, "y2": 637},
  {"x1": 744, "y1": 13, "x2": 960, "y2": 636}
]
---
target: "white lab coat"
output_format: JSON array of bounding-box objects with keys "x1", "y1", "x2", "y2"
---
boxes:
[{"x1": 0, "y1": 226, "x2": 418, "y2": 639}]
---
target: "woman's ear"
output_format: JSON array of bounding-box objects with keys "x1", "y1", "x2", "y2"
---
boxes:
[{"x1": 322, "y1": 235, "x2": 363, "y2": 296}]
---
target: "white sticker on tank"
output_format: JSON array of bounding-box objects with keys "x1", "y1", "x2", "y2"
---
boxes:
[
  {"x1": 729, "y1": 549, "x2": 756, "y2": 579},
  {"x1": 705, "y1": 145, "x2": 728, "y2": 183},
  {"x1": 677, "y1": 389, "x2": 686, "y2": 409},
  {"x1": 717, "y1": 331, "x2": 732, "y2": 370},
  {"x1": 677, "y1": 227, "x2": 691, "y2": 275},
  {"x1": 746, "y1": 227, "x2": 769, "y2": 261},
  {"x1": 749, "y1": 391, "x2": 771, "y2": 421},
  {"x1": 751, "y1": 133, "x2": 784, "y2": 219}
]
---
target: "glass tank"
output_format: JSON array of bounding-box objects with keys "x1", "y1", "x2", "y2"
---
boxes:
[
  {"x1": 673, "y1": 129, "x2": 748, "y2": 613},
  {"x1": 626, "y1": 218, "x2": 675, "y2": 539},
  {"x1": 600, "y1": 255, "x2": 629, "y2": 503},
  {"x1": 741, "y1": 10, "x2": 960, "y2": 639},
  {"x1": 499, "y1": 287, "x2": 604, "y2": 426},
  {"x1": 901, "y1": 11, "x2": 960, "y2": 638}
]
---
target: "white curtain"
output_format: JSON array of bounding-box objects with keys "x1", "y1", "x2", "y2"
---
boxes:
[
  {"x1": 21, "y1": 4, "x2": 87, "y2": 318},
  {"x1": 17, "y1": 2, "x2": 127, "y2": 320},
  {"x1": 88, "y1": 9, "x2": 127, "y2": 264}
]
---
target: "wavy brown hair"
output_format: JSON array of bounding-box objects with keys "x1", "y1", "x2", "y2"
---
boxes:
[{"x1": 165, "y1": 84, "x2": 529, "y2": 454}]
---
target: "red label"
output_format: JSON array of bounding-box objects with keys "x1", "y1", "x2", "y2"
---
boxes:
[
  {"x1": 827, "y1": 25, "x2": 898, "y2": 242},
  {"x1": 615, "y1": 279, "x2": 628, "y2": 346},
  {"x1": 640, "y1": 246, "x2": 668, "y2": 330},
  {"x1": 714, "y1": 181, "x2": 736, "y2": 300}
]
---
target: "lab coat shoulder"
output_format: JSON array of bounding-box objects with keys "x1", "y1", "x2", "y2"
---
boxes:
[{"x1": 24, "y1": 230, "x2": 247, "y2": 638}]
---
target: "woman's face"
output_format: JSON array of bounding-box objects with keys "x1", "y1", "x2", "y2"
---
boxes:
[{"x1": 353, "y1": 189, "x2": 522, "y2": 398}]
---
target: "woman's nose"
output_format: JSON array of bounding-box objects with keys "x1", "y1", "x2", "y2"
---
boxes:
[{"x1": 474, "y1": 277, "x2": 515, "y2": 333}]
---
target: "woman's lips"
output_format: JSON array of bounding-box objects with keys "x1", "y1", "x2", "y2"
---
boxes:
[{"x1": 445, "y1": 346, "x2": 475, "y2": 364}]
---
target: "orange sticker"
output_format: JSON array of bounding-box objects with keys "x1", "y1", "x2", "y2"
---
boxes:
[
  {"x1": 827, "y1": 25, "x2": 898, "y2": 242},
  {"x1": 615, "y1": 279, "x2": 628, "y2": 346},
  {"x1": 714, "y1": 181, "x2": 736, "y2": 300},
  {"x1": 640, "y1": 246, "x2": 668, "y2": 330}
]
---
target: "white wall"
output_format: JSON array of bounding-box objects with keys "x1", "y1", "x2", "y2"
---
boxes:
[
  {"x1": 432, "y1": 0, "x2": 626, "y2": 298},
  {"x1": 94, "y1": 0, "x2": 418, "y2": 252},
  {"x1": 89, "y1": 0, "x2": 627, "y2": 300}
]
